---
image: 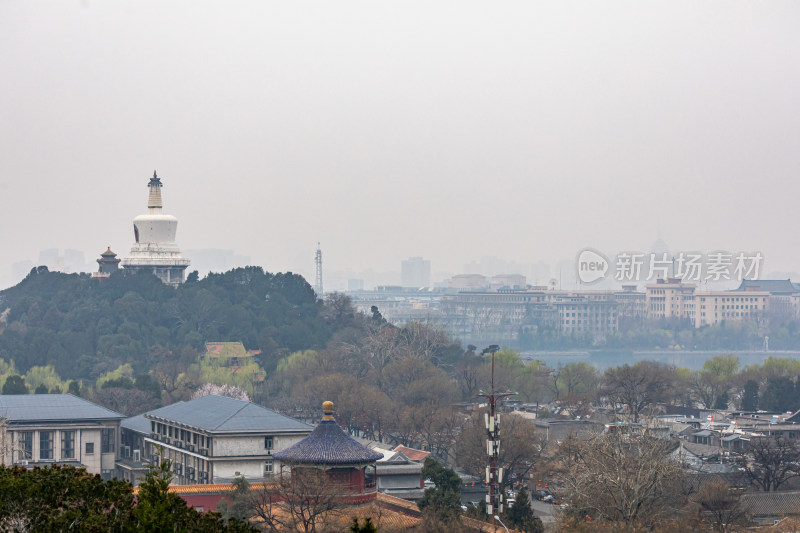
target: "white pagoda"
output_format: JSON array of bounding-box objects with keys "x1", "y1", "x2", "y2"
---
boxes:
[{"x1": 121, "y1": 171, "x2": 190, "y2": 286}]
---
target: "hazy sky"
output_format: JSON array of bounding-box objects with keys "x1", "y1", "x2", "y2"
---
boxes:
[{"x1": 1, "y1": 1, "x2": 799, "y2": 287}]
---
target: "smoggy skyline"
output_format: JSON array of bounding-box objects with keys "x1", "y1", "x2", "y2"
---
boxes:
[{"x1": 2, "y1": 2, "x2": 799, "y2": 289}]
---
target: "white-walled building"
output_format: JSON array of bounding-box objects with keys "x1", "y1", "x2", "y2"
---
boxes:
[
  {"x1": 0, "y1": 394, "x2": 124, "y2": 479},
  {"x1": 119, "y1": 395, "x2": 312, "y2": 485},
  {"x1": 121, "y1": 171, "x2": 190, "y2": 286}
]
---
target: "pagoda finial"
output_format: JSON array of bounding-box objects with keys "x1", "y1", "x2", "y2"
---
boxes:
[
  {"x1": 149, "y1": 170, "x2": 162, "y2": 188},
  {"x1": 322, "y1": 401, "x2": 335, "y2": 421}
]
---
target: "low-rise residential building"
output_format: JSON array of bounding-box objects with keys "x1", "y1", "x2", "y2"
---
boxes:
[
  {"x1": 0, "y1": 394, "x2": 124, "y2": 479},
  {"x1": 118, "y1": 395, "x2": 313, "y2": 485},
  {"x1": 376, "y1": 450, "x2": 425, "y2": 500}
]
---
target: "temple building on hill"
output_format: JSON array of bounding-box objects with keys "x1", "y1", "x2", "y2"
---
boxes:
[
  {"x1": 203, "y1": 342, "x2": 266, "y2": 384},
  {"x1": 91, "y1": 246, "x2": 121, "y2": 281},
  {"x1": 121, "y1": 171, "x2": 190, "y2": 286},
  {"x1": 274, "y1": 401, "x2": 384, "y2": 504}
]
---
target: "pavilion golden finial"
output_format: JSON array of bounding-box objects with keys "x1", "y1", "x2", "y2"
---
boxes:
[{"x1": 322, "y1": 401, "x2": 335, "y2": 421}]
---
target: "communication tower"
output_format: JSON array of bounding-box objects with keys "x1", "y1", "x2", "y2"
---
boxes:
[
  {"x1": 314, "y1": 243, "x2": 323, "y2": 298},
  {"x1": 479, "y1": 344, "x2": 517, "y2": 516}
]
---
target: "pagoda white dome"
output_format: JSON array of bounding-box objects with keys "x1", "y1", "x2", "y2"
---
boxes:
[
  {"x1": 121, "y1": 171, "x2": 190, "y2": 286},
  {"x1": 133, "y1": 213, "x2": 179, "y2": 244}
]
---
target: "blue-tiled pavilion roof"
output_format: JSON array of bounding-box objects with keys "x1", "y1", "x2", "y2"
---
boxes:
[{"x1": 274, "y1": 419, "x2": 384, "y2": 466}]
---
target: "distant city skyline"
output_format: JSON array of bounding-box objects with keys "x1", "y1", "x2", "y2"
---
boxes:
[
  {"x1": 1, "y1": 3, "x2": 798, "y2": 292},
  {"x1": 5, "y1": 240, "x2": 800, "y2": 294}
]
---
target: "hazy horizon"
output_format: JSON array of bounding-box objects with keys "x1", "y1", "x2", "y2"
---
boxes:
[{"x1": 2, "y1": 1, "x2": 799, "y2": 290}]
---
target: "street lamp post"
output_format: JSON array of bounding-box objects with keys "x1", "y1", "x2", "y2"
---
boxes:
[{"x1": 493, "y1": 515, "x2": 510, "y2": 533}]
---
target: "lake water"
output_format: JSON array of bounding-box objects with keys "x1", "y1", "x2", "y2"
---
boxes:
[{"x1": 519, "y1": 350, "x2": 800, "y2": 370}]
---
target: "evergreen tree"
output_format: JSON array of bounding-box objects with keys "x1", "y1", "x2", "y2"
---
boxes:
[
  {"x1": 34, "y1": 383, "x2": 48, "y2": 394},
  {"x1": 713, "y1": 390, "x2": 729, "y2": 410},
  {"x1": 133, "y1": 460, "x2": 256, "y2": 532},
  {"x1": 417, "y1": 458, "x2": 462, "y2": 528},
  {"x1": 742, "y1": 379, "x2": 759, "y2": 411},
  {"x1": 2, "y1": 375, "x2": 27, "y2": 395},
  {"x1": 350, "y1": 517, "x2": 378, "y2": 533},
  {"x1": 503, "y1": 486, "x2": 543, "y2": 533},
  {"x1": 67, "y1": 380, "x2": 81, "y2": 396},
  {"x1": 761, "y1": 376, "x2": 798, "y2": 412}
]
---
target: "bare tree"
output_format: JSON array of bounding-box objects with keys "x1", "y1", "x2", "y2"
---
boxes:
[
  {"x1": 691, "y1": 479, "x2": 749, "y2": 532},
  {"x1": 602, "y1": 361, "x2": 675, "y2": 422},
  {"x1": 455, "y1": 412, "x2": 546, "y2": 487},
  {"x1": 88, "y1": 388, "x2": 161, "y2": 417},
  {"x1": 560, "y1": 432, "x2": 686, "y2": 528},
  {"x1": 247, "y1": 469, "x2": 347, "y2": 533},
  {"x1": 323, "y1": 292, "x2": 357, "y2": 326},
  {"x1": 739, "y1": 436, "x2": 800, "y2": 492}
]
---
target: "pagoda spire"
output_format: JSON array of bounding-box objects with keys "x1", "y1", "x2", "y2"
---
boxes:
[{"x1": 148, "y1": 170, "x2": 163, "y2": 211}]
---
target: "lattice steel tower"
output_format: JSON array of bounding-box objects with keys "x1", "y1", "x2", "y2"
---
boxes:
[
  {"x1": 314, "y1": 243, "x2": 323, "y2": 298},
  {"x1": 479, "y1": 344, "x2": 517, "y2": 517}
]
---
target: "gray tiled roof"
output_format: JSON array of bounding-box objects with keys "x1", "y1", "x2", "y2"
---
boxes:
[
  {"x1": 742, "y1": 490, "x2": 800, "y2": 516},
  {"x1": 0, "y1": 394, "x2": 124, "y2": 423},
  {"x1": 735, "y1": 279, "x2": 800, "y2": 294},
  {"x1": 143, "y1": 395, "x2": 312, "y2": 434},
  {"x1": 121, "y1": 413, "x2": 152, "y2": 434},
  {"x1": 274, "y1": 420, "x2": 384, "y2": 465}
]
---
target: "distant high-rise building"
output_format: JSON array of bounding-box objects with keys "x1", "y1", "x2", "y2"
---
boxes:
[
  {"x1": 347, "y1": 278, "x2": 364, "y2": 291},
  {"x1": 121, "y1": 171, "x2": 190, "y2": 286},
  {"x1": 450, "y1": 274, "x2": 488, "y2": 290},
  {"x1": 38, "y1": 249, "x2": 59, "y2": 269},
  {"x1": 401, "y1": 257, "x2": 431, "y2": 288}
]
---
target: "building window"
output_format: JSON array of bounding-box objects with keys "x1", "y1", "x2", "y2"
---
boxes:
[
  {"x1": 86, "y1": 442, "x2": 95, "y2": 454},
  {"x1": 265, "y1": 436, "x2": 273, "y2": 451},
  {"x1": 264, "y1": 460, "x2": 274, "y2": 475},
  {"x1": 61, "y1": 431, "x2": 75, "y2": 459},
  {"x1": 101, "y1": 428, "x2": 115, "y2": 454},
  {"x1": 18, "y1": 431, "x2": 33, "y2": 460},
  {"x1": 40, "y1": 431, "x2": 54, "y2": 460}
]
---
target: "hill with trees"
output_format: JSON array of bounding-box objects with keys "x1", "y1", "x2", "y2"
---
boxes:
[{"x1": 0, "y1": 266, "x2": 333, "y2": 386}]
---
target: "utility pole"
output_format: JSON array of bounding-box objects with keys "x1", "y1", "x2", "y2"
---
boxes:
[
  {"x1": 478, "y1": 344, "x2": 517, "y2": 516},
  {"x1": 314, "y1": 243, "x2": 323, "y2": 298}
]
